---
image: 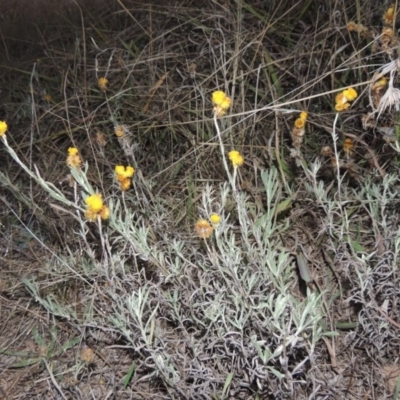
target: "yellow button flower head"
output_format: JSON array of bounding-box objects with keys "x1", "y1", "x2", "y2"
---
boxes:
[
  {"x1": 210, "y1": 213, "x2": 221, "y2": 226},
  {"x1": 195, "y1": 219, "x2": 214, "y2": 239},
  {"x1": 115, "y1": 165, "x2": 135, "y2": 180},
  {"x1": 292, "y1": 111, "x2": 308, "y2": 148},
  {"x1": 335, "y1": 87, "x2": 358, "y2": 112},
  {"x1": 212, "y1": 91, "x2": 228, "y2": 106},
  {"x1": 84, "y1": 193, "x2": 109, "y2": 221},
  {"x1": 0, "y1": 121, "x2": 8, "y2": 137},
  {"x1": 343, "y1": 88, "x2": 358, "y2": 101},
  {"x1": 212, "y1": 90, "x2": 231, "y2": 117},
  {"x1": 299, "y1": 111, "x2": 308, "y2": 121},
  {"x1": 294, "y1": 118, "x2": 306, "y2": 129},
  {"x1": 85, "y1": 193, "x2": 104, "y2": 213},
  {"x1": 98, "y1": 77, "x2": 108, "y2": 91},
  {"x1": 228, "y1": 150, "x2": 244, "y2": 168},
  {"x1": 115, "y1": 165, "x2": 135, "y2": 190},
  {"x1": 66, "y1": 147, "x2": 82, "y2": 168}
]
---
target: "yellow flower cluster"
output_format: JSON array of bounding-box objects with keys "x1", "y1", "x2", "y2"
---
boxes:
[
  {"x1": 228, "y1": 150, "x2": 244, "y2": 168},
  {"x1": 212, "y1": 90, "x2": 231, "y2": 117},
  {"x1": 335, "y1": 88, "x2": 358, "y2": 112},
  {"x1": 294, "y1": 111, "x2": 308, "y2": 129},
  {"x1": 0, "y1": 121, "x2": 8, "y2": 137},
  {"x1": 85, "y1": 193, "x2": 109, "y2": 221},
  {"x1": 66, "y1": 147, "x2": 82, "y2": 168},
  {"x1": 292, "y1": 111, "x2": 308, "y2": 148},
  {"x1": 98, "y1": 77, "x2": 108, "y2": 91},
  {"x1": 194, "y1": 213, "x2": 221, "y2": 239},
  {"x1": 115, "y1": 165, "x2": 135, "y2": 191}
]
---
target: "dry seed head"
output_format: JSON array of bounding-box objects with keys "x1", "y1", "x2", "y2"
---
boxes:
[
  {"x1": 380, "y1": 27, "x2": 397, "y2": 55},
  {"x1": 99, "y1": 205, "x2": 110, "y2": 220},
  {"x1": 80, "y1": 347, "x2": 95, "y2": 363},
  {"x1": 291, "y1": 127, "x2": 305, "y2": 149},
  {"x1": 321, "y1": 146, "x2": 333, "y2": 157},
  {"x1": 347, "y1": 21, "x2": 371, "y2": 37},
  {"x1": 330, "y1": 156, "x2": 340, "y2": 169},
  {"x1": 95, "y1": 132, "x2": 107, "y2": 147},
  {"x1": 361, "y1": 113, "x2": 376, "y2": 129},
  {"x1": 85, "y1": 208, "x2": 98, "y2": 221},
  {"x1": 371, "y1": 78, "x2": 388, "y2": 108},
  {"x1": 195, "y1": 219, "x2": 214, "y2": 239}
]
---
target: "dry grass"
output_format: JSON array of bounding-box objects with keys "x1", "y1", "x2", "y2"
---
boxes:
[{"x1": 1, "y1": 0, "x2": 400, "y2": 399}]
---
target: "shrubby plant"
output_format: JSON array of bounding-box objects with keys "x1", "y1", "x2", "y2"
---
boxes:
[{"x1": 2, "y1": 2, "x2": 400, "y2": 399}]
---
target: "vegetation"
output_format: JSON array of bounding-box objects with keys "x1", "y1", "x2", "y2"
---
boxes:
[{"x1": 1, "y1": 1, "x2": 400, "y2": 398}]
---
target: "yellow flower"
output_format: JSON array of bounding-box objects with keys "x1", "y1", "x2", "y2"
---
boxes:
[
  {"x1": 195, "y1": 219, "x2": 214, "y2": 239},
  {"x1": 294, "y1": 118, "x2": 306, "y2": 129},
  {"x1": 85, "y1": 194, "x2": 104, "y2": 213},
  {"x1": 228, "y1": 150, "x2": 244, "y2": 168},
  {"x1": 212, "y1": 91, "x2": 228, "y2": 106},
  {"x1": 98, "y1": 77, "x2": 108, "y2": 91},
  {"x1": 0, "y1": 121, "x2": 8, "y2": 136},
  {"x1": 212, "y1": 90, "x2": 231, "y2": 117},
  {"x1": 68, "y1": 147, "x2": 78, "y2": 156},
  {"x1": 120, "y1": 178, "x2": 132, "y2": 191},
  {"x1": 85, "y1": 194, "x2": 109, "y2": 221},
  {"x1": 372, "y1": 78, "x2": 387, "y2": 91},
  {"x1": 115, "y1": 125, "x2": 124, "y2": 137},
  {"x1": 335, "y1": 102, "x2": 350, "y2": 112},
  {"x1": 335, "y1": 93, "x2": 347, "y2": 105},
  {"x1": 300, "y1": 112, "x2": 308, "y2": 121},
  {"x1": 210, "y1": 213, "x2": 221, "y2": 225},
  {"x1": 66, "y1": 147, "x2": 82, "y2": 168},
  {"x1": 335, "y1": 88, "x2": 357, "y2": 112},
  {"x1": 115, "y1": 166, "x2": 135, "y2": 190},
  {"x1": 115, "y1": 165, "x2": 135, "y2": 180},
  {"x1": 343, "y1": 88, "x2": 358, "y2": 101}
]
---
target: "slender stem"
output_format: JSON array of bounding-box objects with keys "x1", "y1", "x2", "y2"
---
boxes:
[
  {"x1": 213, "y1": 114, "x2": 234, "y2": 190},
  {"x1": 331, "y1": 113, "x2": 342, "y2": 203}
]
